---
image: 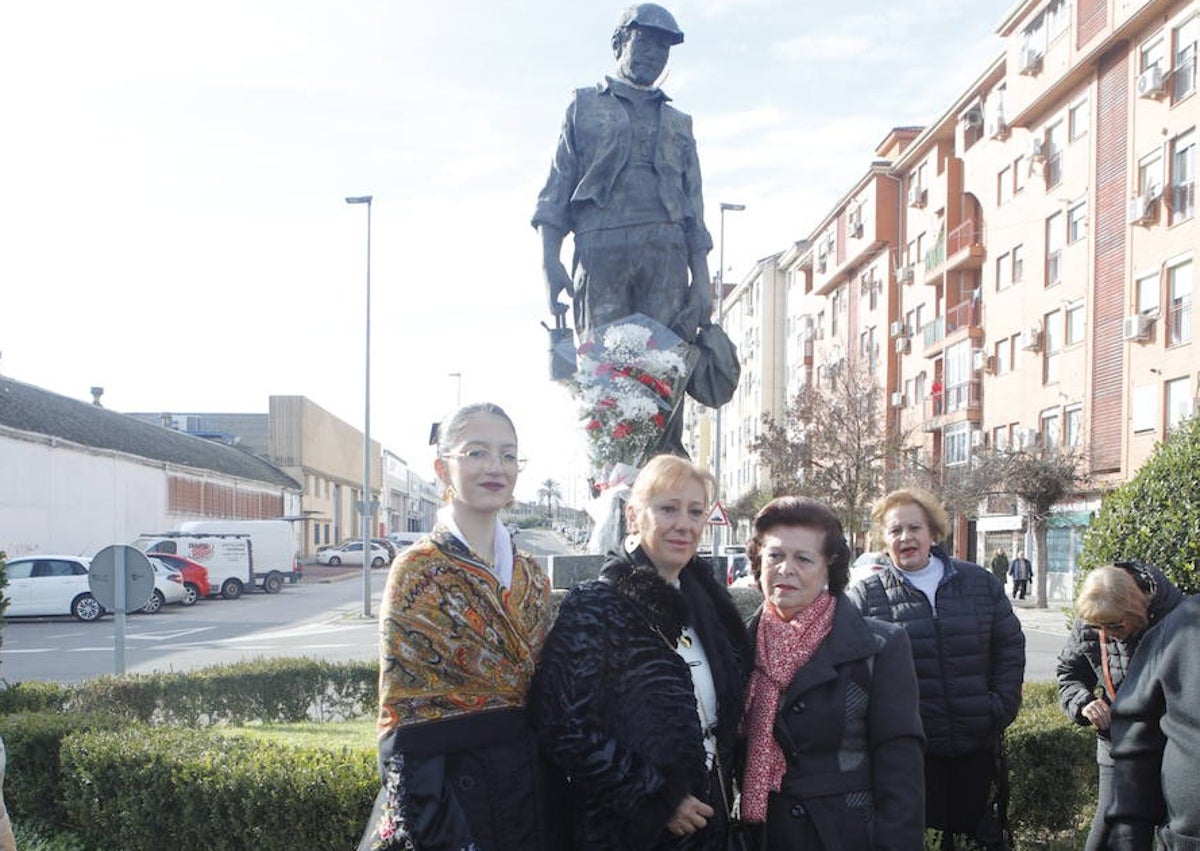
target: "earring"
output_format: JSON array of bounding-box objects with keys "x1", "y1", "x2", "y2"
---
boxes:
[
  {"x1": 623, "y1": 532, "x2": 640, "y2": 553},
  {"x1": 442, "y1": 484, "x2": 455, "y2": 502}
]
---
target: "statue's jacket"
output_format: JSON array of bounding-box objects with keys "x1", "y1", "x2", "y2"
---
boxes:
[{"x1": 533, "y1": 76, "x2": 712, "y2": 255}]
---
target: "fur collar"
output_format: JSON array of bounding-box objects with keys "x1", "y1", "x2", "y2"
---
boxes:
[{"x1": 599, "y1": 548, "x2": 690, "y2": 644}]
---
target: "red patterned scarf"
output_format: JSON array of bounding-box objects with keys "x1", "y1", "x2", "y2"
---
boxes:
[{"x1": 741, "y1": 593, "x2": 837, "y2": 821}]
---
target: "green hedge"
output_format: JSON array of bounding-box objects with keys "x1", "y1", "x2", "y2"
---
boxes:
[
  {"x1": 59, "y1": 726, "x2": 376, "y2": 851},
  {"x1": 0, "y1": 657, "x2": 377, "y2": 726}
]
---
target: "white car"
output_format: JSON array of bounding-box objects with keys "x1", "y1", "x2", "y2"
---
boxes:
[
  {"x1": 850, "y1": 551, "x2": 890, "y2": 586},
  {"x1": 3, "y1": 555, "x2": 105, "y2": 622},
  {"x1": 140, "y1": 561, "x2": 187, "y2": 614},
  {"x1": 317, "y1": 541, "x2": 390, "y2": 568}
]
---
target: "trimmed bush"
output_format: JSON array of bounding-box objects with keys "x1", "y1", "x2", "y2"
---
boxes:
[
  {"x1": 0, "y1": 680, "x2": 72, "y2": 715},
  {"x1": 0, "y1": 711, "x2": 125, "y2": 825},
  {"x1": 59, "y1": 726, "x2": 376, "y2": 851}
]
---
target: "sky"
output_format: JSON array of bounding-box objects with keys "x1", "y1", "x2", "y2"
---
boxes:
[{"x1": 0, "y1": 0, "x2": 1012, "y2": 506}]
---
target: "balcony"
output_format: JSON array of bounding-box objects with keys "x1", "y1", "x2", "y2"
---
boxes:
[
  {"x1": 945, "y1": 219, "x2": 986, "y2": 271},
  {"x1": 921, "y1": 300, "x2": 980, "y2": 351},
  {"x1": 924, "y1": 379, "x2": 983, "y2": 430},
  {"x1": 922, "y1": 231, "x2": 945, "y2": 284}
]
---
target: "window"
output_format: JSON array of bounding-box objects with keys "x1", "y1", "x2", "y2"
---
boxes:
[
  {"x1": 1167, "y1": 259, "x2": 1193, "y2": 346},
  {"x1": 994, "y1": 337, "x2": 1011, "y2": 374},
  {"x1": 831, "y1": 287, "x2": 844, "y2": 337},
  {"x1": 1044, "y1": 309, "x2": 1062, "y2": 384},
  {"x1": 1013, "y1": 244, "x2": 1025, "y2": 281},
  {"x1": 1041, "y1": 410, "x2": 1061, "y2": 449},
  {"x1": 1068, "y1": 200, "x2": 1087, "y2": 243},
  {"x1": 1137, "y1": 271, "x2": 1161, "y2": 314},
  {"x1": 1166, "y1": 376, "x2": 1195, "y2": 429},
  {"x1": 1139, "y1": 151, "x2": 1164, "y2": 199},
  {"x1": 945, "y1": 422, "x2": 970, "y2": 467},
  {"x1": 1170, "y1": 130, "x2": 1195, "y2": 223},
  {"x1": 1133, "y1": 384, "x2": 1157, "y2": 432},
  {"x1": 944, "y1": 341, "x2": 972, "y2": 412},
  {"x1": 1044, "y1": 121, "x2": 1064, "y2": 187},
  {"x1": 1066, "y1": 302, "x2": 1085, "y2": 344},
  {"x1": 1173, "y1": 16, "x2": 1197, "y2": 102},
  {"x1": 1045, "y1": 212, "x2": 1064, "y2": 285},
  {"x1": 1141, "y1": 34, "x2": 1167, "y2": 73},
  {"x1": 1014, "y1": 156, "x2": 1027, "y2": 194},
  {"x1": 1065, "y1": 406, "x2": 1083, "y2": 447},
  {"x1": 998, "y1": 165, "x2": 1013, "y2": 205},
  {"x1": 996, "y1": 252, "x2": 1012, "y2": 291},
  {"x1": 993, "y1": 425, "x2": 1009, "y2": 450},
  {"x1": 1069, "y1": 97, "x2": 1089, "y2": 141}
]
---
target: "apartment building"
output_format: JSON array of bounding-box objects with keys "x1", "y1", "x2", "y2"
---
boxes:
[{"x1": 694, "y1": 0, "x2": 1196, "y2": 594}]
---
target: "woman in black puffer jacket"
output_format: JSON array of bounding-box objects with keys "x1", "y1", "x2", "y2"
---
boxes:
[
  {"x1": 847, "y1": 488, "x2": 1025, "y2": 851},
  {"x1": 530, "y1": 455, "x2": 749, "y2": 851},
  {"x1": 1055, "y1": 561, "x2": 1183, "y2": 851}
]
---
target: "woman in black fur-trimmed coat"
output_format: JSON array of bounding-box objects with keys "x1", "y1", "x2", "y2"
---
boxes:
[{"x1": 530, "y1": 455, "x2": 750, "y2": 851}]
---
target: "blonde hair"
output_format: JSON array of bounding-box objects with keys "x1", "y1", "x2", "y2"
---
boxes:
[
  {"x1": 871, "y1": 487, "x2": 950, "y2": 542},
  {"x1": 1076, "y1": 565, "x2": 1151, "y2": 630},
  {"x1": 628, "y1": 455, "x2": 714, "y2": 513}
]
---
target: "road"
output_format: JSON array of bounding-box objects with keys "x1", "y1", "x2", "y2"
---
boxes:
[{"x1": 0, "y1": 529, "x2": 1067, "y2": 685}]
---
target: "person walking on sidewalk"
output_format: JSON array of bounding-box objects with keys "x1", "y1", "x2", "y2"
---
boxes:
[
  {"x1": 1008, "y1": 550, "x2": 1032, "y2": 600},
  {"x1": 990, "y1": 549, "x2": 1009, "y2": 584}
]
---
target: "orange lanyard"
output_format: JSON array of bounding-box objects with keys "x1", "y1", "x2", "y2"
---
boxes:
[{"x1": 1099, "y1": 630, "x2": 1118, "y2": 701}]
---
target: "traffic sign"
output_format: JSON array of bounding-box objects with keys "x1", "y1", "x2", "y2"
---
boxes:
[
  {"x1": 89, "y1": 545, "x2": 155, "y2": 612},
  {"x1": 707, "y1": 501, "x2": 731, "y2": 526}
]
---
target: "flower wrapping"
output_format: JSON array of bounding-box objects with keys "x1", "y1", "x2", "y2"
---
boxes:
[{"x1": 567, "y1": 315, "x2": 692, "y2": 479}]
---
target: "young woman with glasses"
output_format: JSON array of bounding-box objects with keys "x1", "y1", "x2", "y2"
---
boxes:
[{"x1": 359, "y1": 402, "x2": 559, "y2": 851}]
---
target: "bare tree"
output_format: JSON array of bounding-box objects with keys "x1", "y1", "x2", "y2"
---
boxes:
[{"x1": 751, "y1": 362, "x2": 903, "y2": 549}]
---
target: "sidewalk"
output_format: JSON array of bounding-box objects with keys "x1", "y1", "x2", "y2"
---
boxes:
[{"x1": 1011, "y1": 598, "x2": 1073, "y2": 637}]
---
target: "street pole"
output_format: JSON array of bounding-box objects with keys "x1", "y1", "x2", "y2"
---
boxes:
[
  {"x1": 712, "y1": 202, "x2": 745, "y2": 560},
  {"x1": 346, "y1": 194, "x2": 374, "y2": 617}
]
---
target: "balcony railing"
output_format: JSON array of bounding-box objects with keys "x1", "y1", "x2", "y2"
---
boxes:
[
  {"x1": 1168, "y1": 300, "x2": 1193, "y2": 346},
  {"x1": 1173, "y1": 57, "x2": 1196, "y2": 102},
  {"x1": 945, "y1": 299, "x2": 981, "y2": 334},
  {"x1": 947, "y1": 219, "x2": 980, "y2": 256},
  {"x1": 926, "y1": 379, "x2": 982, "y2": 420},
  {"x1": 924, "y1": 231, "x2": 946, "y2": 276}
]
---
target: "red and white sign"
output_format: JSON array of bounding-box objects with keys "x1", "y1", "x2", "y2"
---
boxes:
[{"x1": 707, "y1": 501, "x2": 731, "y2": 526}]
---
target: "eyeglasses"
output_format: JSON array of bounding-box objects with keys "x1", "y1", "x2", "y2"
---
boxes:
[
  {"x1": 1085, "y1": 620, "x2": 1128, "y2": 634},
  {"x1": 443, "y1": 448, "x2": 527, "y2": 472}
]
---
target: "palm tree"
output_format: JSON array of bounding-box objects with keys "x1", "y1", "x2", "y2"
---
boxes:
[{"x1": 538, "y1": 479, "x2": 563, "y2": 522}]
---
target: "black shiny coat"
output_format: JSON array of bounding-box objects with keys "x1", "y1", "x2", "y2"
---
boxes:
[
  {"x1": 530, "y1": 548, "x2": 749, "y2": 851},
  {"x1": 846, "y1": 546, "x2": 1025, "y2": 757}
]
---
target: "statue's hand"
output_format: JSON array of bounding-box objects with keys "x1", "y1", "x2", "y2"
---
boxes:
[
  {"x1": 544, "y1": 258, "x2": 575, "y2": 317},
  {"x1": 686, "y1": 282, "x2": 713, "y2": 328}
]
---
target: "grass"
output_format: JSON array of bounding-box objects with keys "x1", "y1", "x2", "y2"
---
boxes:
[{"x1": 224, "y1": 718, "x2": 377, "y2": 753}]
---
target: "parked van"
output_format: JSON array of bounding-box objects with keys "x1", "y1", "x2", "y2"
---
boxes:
[
  {"x1": 179, "y1": 520, "x2": 302, "y2": 588},
  {"x1": 132, "y1": 533, "x2": 255, "y2": 599}
]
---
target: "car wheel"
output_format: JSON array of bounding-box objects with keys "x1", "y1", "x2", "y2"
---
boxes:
[
  {"x1": 328, "y1": 556, "x2": 341, "y2": 566},
  {"x1": 72, "y1": 593, "x2": 104, "y2": 622},
  {"x1": 180, "y1": 583, "x2": 200, "y2": 606},
  {"x1": 141, "y1": 589, "x2": 165, "y2": 614},
  {"x1": 263, "y1": 573, "x2": 283, "y2": 594},
  {"x1": 371, "y1": 556, "x2": 385, "y2": 568},
  {"x1": 221, "y1": 578, "x2": 244, "y2": 600}
]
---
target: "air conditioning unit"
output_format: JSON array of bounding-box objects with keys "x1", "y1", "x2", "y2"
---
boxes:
[
  {"x1": 897, "y1": 265, "x2": 915, "y2": 285},
  {"x1": 907, "y1": 184, "x2": 927, "y2": 208},
  {"x1": 972, "y1": 349, "x2": 988, "y2": 371},
  {"x1": 1127, "y1": 195, "x2": 1155, "y2": 226},
  {"x1": 890, "y1": 391, "x2": 906, "y2": 408},
  {"x1": 894, "y1": 337, "x2": 911, "y2": 355},
  {"x1": 850, "y1": 220, "x2": 864, "y2": 238},
  {"x1": 1021, "y1": 327, "x2": 1043, "y2": 351},
  {"x1": 971, "y1": 429, "x2": 985, "y2": 447},
  {"x1": 889, "y1": 320, "x2": 907, "y2": 338},
  {"x1": 1019, "y1": 47, "x2": 1042, "y2": 75},
  {"x1": 1028, "y1": 137, "x2": 1045, "y2": 160},
  {"x1": 1137, "y1": 65, "x2": 1167, "y2": 99},
  {"x1": 983, "y1": 355, "x2": 998, "y2": 375},
  {"x1": 1122, "y1": 314, "x2": 1154, "y2": 342}
]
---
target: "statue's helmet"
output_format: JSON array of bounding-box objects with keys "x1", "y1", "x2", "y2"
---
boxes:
[{"x1": 614, "y1": 3, "x2": 685, "y2": 46}]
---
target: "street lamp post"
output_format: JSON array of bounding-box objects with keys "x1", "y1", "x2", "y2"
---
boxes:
[
  {"x1": 345, "y1": 194, "x2": 374, "y2": 618},
  {"x1": 712, "y1": 201, "x2": 745, "y2": 560}
]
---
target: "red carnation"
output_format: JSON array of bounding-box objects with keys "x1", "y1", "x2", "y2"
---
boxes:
[
  {"x1": 612, "y1": 423, "x2": 633, "y2": 439},
  {"x1": 653, "y1": 413, "x2": 665, "y2": 429},
  {"x1": 586, "y1": 419, "x2": 602, "y2": 431}
]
